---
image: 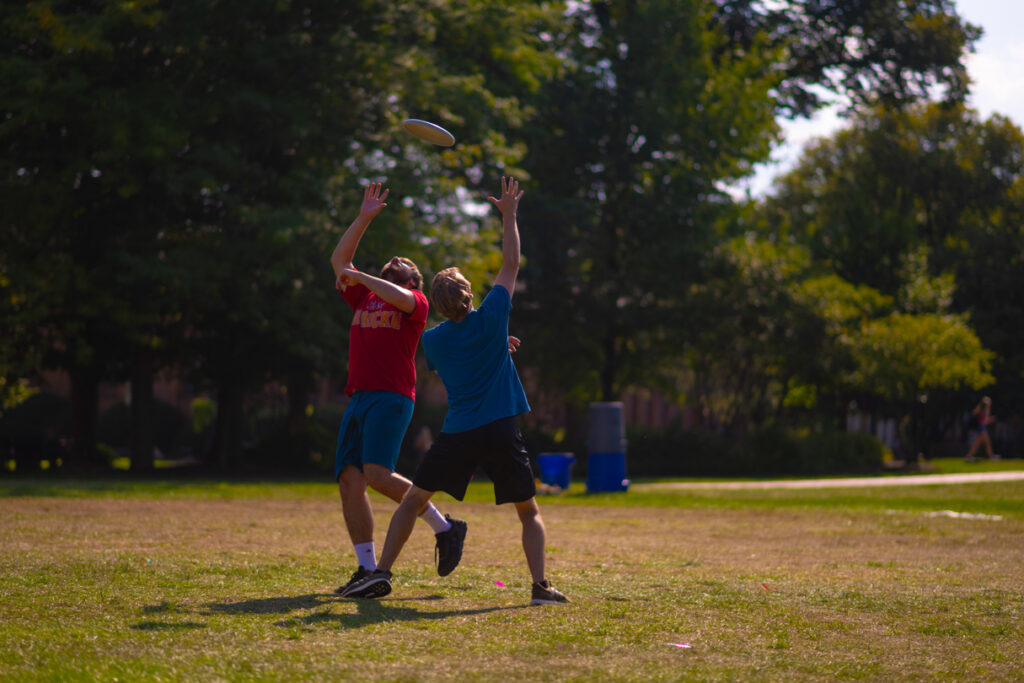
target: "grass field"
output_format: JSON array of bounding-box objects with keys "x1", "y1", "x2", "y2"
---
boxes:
[{"x1": 2, "y1": 461, "x2": 1023, "y2": 681}]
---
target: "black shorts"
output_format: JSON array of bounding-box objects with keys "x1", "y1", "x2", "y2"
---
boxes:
[{"x1": 413, "y1": 417, "x2": 536, "y2": 504}]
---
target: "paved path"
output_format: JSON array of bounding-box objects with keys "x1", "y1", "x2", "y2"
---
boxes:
[{"x1": 634, "y1": 470, "x2": 1024, "y2": 490}]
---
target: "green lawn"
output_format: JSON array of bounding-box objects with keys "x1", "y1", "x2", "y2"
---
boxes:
[{"x1": 1, "y1": 468, "x2": 1022, "y2": 681}]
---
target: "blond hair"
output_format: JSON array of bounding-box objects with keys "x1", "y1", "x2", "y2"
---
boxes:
[{"x1": 430, "y1": 267, "x2": 473, "y2": 321}]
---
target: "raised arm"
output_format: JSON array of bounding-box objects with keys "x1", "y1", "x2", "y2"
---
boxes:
[
  {"x1": 487, "y1": 176, "x2": 524, "y2": 296},
  {"x1": 336, "y1": 268, "x2": 417, "y2": 314},
  {"x1": 330, "y1": 183, "x2": 389, "y2": 278}
]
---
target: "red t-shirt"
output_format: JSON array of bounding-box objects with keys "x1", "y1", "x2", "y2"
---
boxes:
[{"x1": 339, "y1": 275, "x2": 428, "y2": 400}]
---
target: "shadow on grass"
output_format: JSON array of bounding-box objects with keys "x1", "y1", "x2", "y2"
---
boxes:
[
  {"x1": 204, "y1": 593, "x2": 338, "y2": 615},
  {"x1": 131, "y1": 621, "x2": 206, "y2": 631},
  {"x1": 196, "y1": 592, "x2": 528, "y2": 630},
  {"x1": 275, "y1": 597, "x2": 530, "y2": 630}
]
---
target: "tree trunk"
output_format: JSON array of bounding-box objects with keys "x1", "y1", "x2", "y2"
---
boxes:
[
  {"x1": 284, "y1": 373, "x2": 314, "y2": 468},
  {"x1": 210, "y1": 384, "x2": 244, "y2": 473},
  {"x1": 600, "y1": 322, "x2": 618, "y2": 402},
  {"x1": 130, "y1": 350, "x2": 156, "y2": 473},
  {"x1": 287, "y1": 374, "x2": 312, "y2": 435},
  {"x1": 68, "y1": 369, "x2": 104, "y2": 470}
]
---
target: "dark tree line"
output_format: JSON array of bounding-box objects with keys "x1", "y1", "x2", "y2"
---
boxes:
[{"x1": 5, "y1": 0, "x2": 1011, "y2": 471}]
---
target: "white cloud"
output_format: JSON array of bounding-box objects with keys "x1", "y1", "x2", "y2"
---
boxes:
[
  {"x1": 725, "y1": 105, "x2": 844, "y2": 198},
  {"x1": 966, "y1": 46, "x2": 1024, "y2": 124}
]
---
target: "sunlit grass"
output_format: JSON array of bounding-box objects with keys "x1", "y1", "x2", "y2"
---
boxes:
[{"x1": 2, "y1": 474, "x2": 1022, "y2": 680}]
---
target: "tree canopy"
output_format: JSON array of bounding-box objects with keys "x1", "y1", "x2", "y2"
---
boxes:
[{"x1": 3, "y1": 0, "x2": 1002, "y2": 469}]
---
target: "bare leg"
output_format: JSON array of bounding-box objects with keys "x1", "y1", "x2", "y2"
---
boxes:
[
  {"x1": 363, "y1": 462, "x2": 413, "y2": 503},
  {"x1": 967, "y1": 433, "x2": 992, "y2": 459},
  {"x1": 338, "y1": 465, "x2": 373, "y2": 544},
  {"x1": 515, "y1": 497, "x2": 546, "y2": 584},
  {"x1": 378, "y1": 485, "x2": 435, "y2": 571}
]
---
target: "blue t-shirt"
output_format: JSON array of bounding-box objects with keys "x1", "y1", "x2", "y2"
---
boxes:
[{"x1": 422, "y1": 285, "x2": 530, "y2": 433}]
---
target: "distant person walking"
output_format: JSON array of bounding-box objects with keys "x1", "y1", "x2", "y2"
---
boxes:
[
  {"x1": 965, "y1": 396, "x2": 999, "y2": 462},
  {"x1": 345, "y1": 176, "x2": 569, "y2": 606},
  {"x1": 329, "y1": 182, "x2": 466, "y2": 596}
]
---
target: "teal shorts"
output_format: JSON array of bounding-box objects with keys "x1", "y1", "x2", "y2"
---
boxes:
[{"x1": 334, "y1": 391, "x2": 415, "y2": 480}]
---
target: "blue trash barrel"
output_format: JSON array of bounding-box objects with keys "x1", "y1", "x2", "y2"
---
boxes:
[
  {"x1": 586, "y1": 402, "x2": 629, "y2": 492},
  {"x1": 536, "y1": 453, "x2": 575, "y2": 489}
]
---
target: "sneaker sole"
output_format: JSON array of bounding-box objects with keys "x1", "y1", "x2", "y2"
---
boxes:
[
  {"x1": 336, "y1": 580, "x2": 368, "y2": 598},
  {"x1": 530, "y1": 597, "x2": 569, "y2": 605},
  {"x1": 346, "y1": 577, "x2": 392, "y2": 599}
]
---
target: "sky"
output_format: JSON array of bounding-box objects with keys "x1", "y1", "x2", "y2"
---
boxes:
[{"x1": 735, "y1": 0, "x2": 1024, "y2": 197}]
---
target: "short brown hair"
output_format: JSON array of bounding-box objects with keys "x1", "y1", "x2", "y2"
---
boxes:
[
  {"x1": 430, "y1": 267, "x2": 473, "y2": 321},
  {"x1": 380, "y1": 257, "x2": 422, "y2": 289}
]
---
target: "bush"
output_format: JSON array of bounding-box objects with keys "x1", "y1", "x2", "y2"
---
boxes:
[
  {"x1": 244, "y1": 397, "x2": 447, "y2": 477},
  {"x1": 246, "y1": 419, "x2": 337, "y2": 474},
  {"x1": 625, "y1": 424, "x2": 731, "y2": 477},
  {"x1": 97, "y1": 399, "x2": 190, "y2": 456},
  {"x1": 622, "y1": 422, "x2": 885, "y2": 477},
  {"x1": 396, "y1": 398, "x2": 448, "y2": 477},
  {"x1": 0, "y1": 393, "x2": 71, "y2": 438},
  {"x1": 802, "y1": 429, "x2": 886, "y2": 473},
  {"x1": 0, "y1": 393, "x2": 72, "y2": 473}
]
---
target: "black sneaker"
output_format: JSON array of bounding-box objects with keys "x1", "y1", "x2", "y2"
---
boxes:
[
  {"x1": 530, "y1": 580, "x2": 569, "y2": 605},
  {"x1": 435, "y1": 515, "x2": 467, "y2": 577},
  {"x1": 345, "y1": 569, "x2": 392, "y2": 599},
  {"x1": 334, "y1": 566, "x2": 370, "y2": 596}
]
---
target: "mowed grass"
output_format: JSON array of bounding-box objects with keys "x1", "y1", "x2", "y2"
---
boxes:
[{"x1": 1, "y1": 468, "x2": 1023, "y2": 681}]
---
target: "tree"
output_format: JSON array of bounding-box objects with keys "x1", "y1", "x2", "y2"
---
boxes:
[
  {"x1": 762, "y1": 103, "x2": 1024, "y2": 415},
  {"x1": 715, "y1": 0, "x2": 980, "y2": 116},
  {"x1": 849, "y1": 313, "x2": 994, "y2": 400},
  {"x1": 847, "y1": 311, "x2": 993, "y2": 461},
  {"x1": 793, "y1": 272, "x2": 893, "y2": 421},
  {"x1": 1, "y1": 1, "x2": 412, "y2": 470},
  {"x1": 2, "y1": 0, "x2": 563, "y2": 471},
  {"x1": 511, "y1": 0, "x2": 979, "y2": 411},
  {"x1": 2, "y1": 1, "x2": 195, "y2": 469},
  {"x1": 686, "y1": 237, "x2": 827, "y2": 431},
  {"x1": 517, "y1": 0, "x2": 782, "y2": 405}
]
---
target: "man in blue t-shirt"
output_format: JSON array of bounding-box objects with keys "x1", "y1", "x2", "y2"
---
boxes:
[{"x1": 345, "y1": 176, "x2": 569, "y2": 606}]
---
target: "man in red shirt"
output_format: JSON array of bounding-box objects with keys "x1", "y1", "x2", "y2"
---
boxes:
[{"x1": 329, "y1": 183, "x2": 466, "y2": 596}]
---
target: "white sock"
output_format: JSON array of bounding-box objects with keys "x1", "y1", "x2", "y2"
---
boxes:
[
  {"x1": 354, "y1": 542, "x2": 377, "y2": 571},
  {"x1": 420, "y1": 504, "x2": 451, "y2": 534}
]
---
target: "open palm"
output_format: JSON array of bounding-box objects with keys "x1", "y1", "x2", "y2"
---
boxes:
[{"x1": 360, "y1": 182, "x2": 389, "y2": 218}]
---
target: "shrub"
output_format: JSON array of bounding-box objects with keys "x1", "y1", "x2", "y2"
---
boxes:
[
  {"x1": 625, "y1": 424, "x2": 731, "y2": 477},
  {"x1": 0, "y1": 393, "x2": 71, "y2": 438},
  {"x1": 97, "y1": 399, "x2": 189, "y2": 456},
  {"x1": 623, "y1": 422, "x2": 885, "y2": 477},
  {"x1": 246, "y1": 419, "x2": 337, "y2": 474}
]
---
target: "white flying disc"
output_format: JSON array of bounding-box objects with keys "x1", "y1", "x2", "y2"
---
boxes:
[{"x1": 402, "y1": 118, "x2": 455, "y2": 147}]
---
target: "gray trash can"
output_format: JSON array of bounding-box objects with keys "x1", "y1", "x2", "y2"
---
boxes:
[{"x1": 586, "y1": 402, "x2": 629, "y2": 492}]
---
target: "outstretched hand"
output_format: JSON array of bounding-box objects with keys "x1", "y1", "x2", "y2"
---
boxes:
[
  {"x1": 360, "y1": 182, "x2": 389, "y2": 219},
  {"x1": 508, "y1": 335, "x2": 521, "y2": 354},
  {"x1": 487, "y1": 176, "x2": 524, "y2": 215}
]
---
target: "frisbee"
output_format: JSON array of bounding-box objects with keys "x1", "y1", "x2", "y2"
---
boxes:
[{"x1": 402, "y1": 119, "x2": 455, "y2": 147}]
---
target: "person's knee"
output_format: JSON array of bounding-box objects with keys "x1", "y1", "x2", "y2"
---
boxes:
[
  {"x1": 399, "y1": 485, "x2": 434, "y2": 515},
  {"x1": 363, "y1": 463, "x2": 397, "y2": 491},
  {"x1": 338, "y1": 466, "x2": 366, "y2": 499},
  {"x1": 515, "y1": 498, "x2": 541, "y2": 523}
]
